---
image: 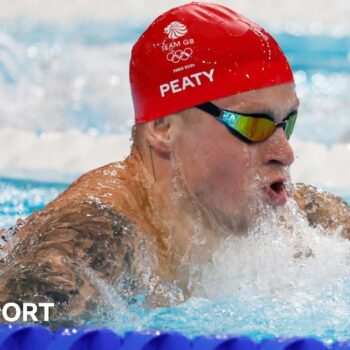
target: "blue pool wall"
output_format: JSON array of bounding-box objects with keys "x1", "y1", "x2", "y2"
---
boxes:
[{"x1": 0, "y1": 324, "x2": 350, "y2": 349}]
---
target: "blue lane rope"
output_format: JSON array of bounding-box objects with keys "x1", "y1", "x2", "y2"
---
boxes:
[{"x1": 0, "y1": 324, "x2": 349, "y2": 349}]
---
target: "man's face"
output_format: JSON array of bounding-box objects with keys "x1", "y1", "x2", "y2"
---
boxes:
[{"x1": 171, "y1": 83, "x2": 299, "y2": 234}]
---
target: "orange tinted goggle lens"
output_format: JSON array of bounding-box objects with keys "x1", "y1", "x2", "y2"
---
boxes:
[
  {"x1": 220, "y1": 111, "x2": 297, "y2": 142},
  {"x1": 235, "y1": 116, "x2": 276, "y2": 142}
]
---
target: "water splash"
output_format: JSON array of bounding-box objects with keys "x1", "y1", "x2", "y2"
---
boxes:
[
  {"x1": 0, "y1": 178, "x2": 350, "y2": 340},
  {"x1": 192, "y1": 198, "x2": 350, "y2": 300},
  {"x1": 81, "y1": 194, "x2": 350, "y2": 342}
]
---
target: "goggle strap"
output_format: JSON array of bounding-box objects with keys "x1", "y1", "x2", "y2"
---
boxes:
[{"x1": 196, "y1": 102, "x2": 222, "y2": 118}]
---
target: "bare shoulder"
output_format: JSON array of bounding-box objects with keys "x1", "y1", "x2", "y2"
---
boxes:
[
  {"x1": 46, "y1": 156, "x2": 142, "y2": 217},
  {"x1": 294, "y1": 183, "x2": 350, "y2": 238},
  {"x1": 0, "y1": 199, "x2": 136, "y2": 325},
  {"x1": 46, "y1": 161, "x2": 125, "y2": 208}
]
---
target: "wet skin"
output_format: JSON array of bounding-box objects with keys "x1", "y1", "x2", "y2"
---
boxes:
[
  {"x1": 0, "y1": 84, "x2": 348, "y2": 325},
  {"x1": 167, "y1": 83, "x2": 298, "y2": 234}
]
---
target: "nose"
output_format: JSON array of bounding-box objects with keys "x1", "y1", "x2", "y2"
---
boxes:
[{"x1": 261, "y1": 127, "x2": 295, "y2": 167}]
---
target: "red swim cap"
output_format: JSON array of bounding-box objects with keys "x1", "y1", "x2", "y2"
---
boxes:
[{"x1": 130, "y1": 2, "x2": 294, "y2": 124}]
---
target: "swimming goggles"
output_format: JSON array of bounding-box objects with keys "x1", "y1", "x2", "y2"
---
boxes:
[{"x1": 196, "y1": 102, "x2": 297, "y2": 143}]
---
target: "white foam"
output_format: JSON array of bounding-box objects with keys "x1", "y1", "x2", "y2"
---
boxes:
[
  {"x1": 194, "y1": 199, "x2": 350, "y2": 300},
  {"x1": 185, "y1": 199, "x2": 350, "y2": 340}
]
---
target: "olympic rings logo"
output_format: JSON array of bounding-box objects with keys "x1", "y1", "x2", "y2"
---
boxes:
[{"x1": 166, "y1": 48, "x2": 193, "y2": 63}]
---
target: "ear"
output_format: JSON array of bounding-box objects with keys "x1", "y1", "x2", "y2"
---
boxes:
[{"x1": 144, "y1": 117, "x2": 175, "y2": 153}]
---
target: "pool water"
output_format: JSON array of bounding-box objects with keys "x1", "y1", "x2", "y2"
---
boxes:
[
  {"x1": 1, "y1": 177, "x2": 350, "y2": 343},
  {"x1": 0, "y1": 177, "x2": 67, "y2": 228}
]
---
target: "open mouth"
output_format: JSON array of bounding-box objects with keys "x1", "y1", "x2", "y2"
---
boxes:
[
  {"x1": 270, "y1": 181, "x2": 285, "y2": 194},
  {"x1": 262, "y1": 179, "x2": 288, "y2": 206}
]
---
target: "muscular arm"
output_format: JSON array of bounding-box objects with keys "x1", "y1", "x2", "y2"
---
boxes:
[
  {"x1": 294, "y1": 183, "x2": 350, "y2": 238},
  {"x1": 0, "y1": 200, "x2": 135, "y2": 326}
]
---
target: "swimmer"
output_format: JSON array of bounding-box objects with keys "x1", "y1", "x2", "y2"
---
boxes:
[{"x1": 0, "y1": 3, "x2": 348, "y2": 325}]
